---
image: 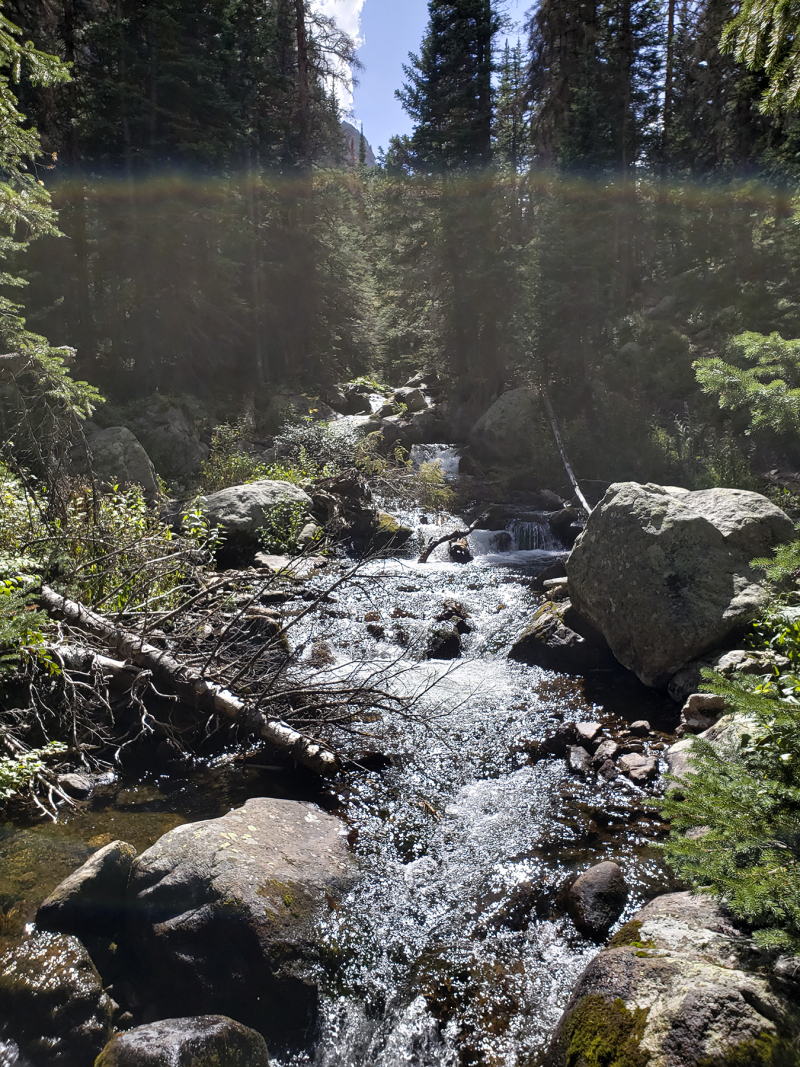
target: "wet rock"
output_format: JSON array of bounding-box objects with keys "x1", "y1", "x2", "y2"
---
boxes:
[
  {"x1": 448, "y1": 538, "x2": 473, "y2": 563},
  {"x1": 567, "y1": 482, "x2": 794, "y2": 688},
  {"x1": 57, "y1": 771, "x2": 94, "y2": 799},
  {"x1": 200, "y1": 481, "x2": 312, "y2": 542},
  {"x1": 567, "y1": 745, "x2": 592, "y2": 776},
  {"x1": 538, "y1": 722, "x2": 578, "y2": 758},
  {"x1": 629, "y1": 720, "x2": 650, "y2": 737},
  {"x1": 597, "y1": 759, "x2": 618, "y2": 781},
  {"x1": 509, "y1": 601, "x2": 613, "y2": 674},
  {"x1": 566, "y1": 861, "x2": 627, "y2": 938},
  {"x1": 543, "y1": 892, "x2": 800, "y2": 1067},
  {"x1": 618, "y1": 753, "x2": 658, "y2": 784},
  {"x1": 0, "y1": 932, "x2": 113, "y2": 1067},
  {"x1": 95, "y1": 1016, "x2": 270, "y2": 1067},
  {"x1": 342, "y1": 386, "x2": 371, "y2": 415},
  {"x1": 126, "y1": 797, "x2": 358, "y2": 1043},
  {"x1": 592, "y1": 739, "x2": 620, "y2": 765},
  {"x1": 373, "y1": 513, "x2": 414, "y2": 552},
  {"x1": 37, "y1": 840, "x2": 138, "y2": 941},
  {"x1": 548, "y1": 508, "x2": 581, "y2": 547},
  {"x1": 575, "y1": 721, "x2": 601, "y2": 747},
  {"x1": 681, "y1": 692, "x2": 726, "y2": 733},
  {"x1": 426, "y1": 624, "x2": 462, "y2": 660}
]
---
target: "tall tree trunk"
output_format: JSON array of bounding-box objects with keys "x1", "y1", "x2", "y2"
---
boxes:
[{"x1": 663, "y1": 0, "x2": 676, "y2": 161}]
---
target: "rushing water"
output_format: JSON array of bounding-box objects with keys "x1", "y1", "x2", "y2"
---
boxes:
[{"x1": 0, "y1": 501, "x2": 679, "y2": 1067}]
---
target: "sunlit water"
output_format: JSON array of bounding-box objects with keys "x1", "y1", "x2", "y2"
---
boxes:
[{"x1": 0, "y1": 506, "x2": 678, "y2": 1067}]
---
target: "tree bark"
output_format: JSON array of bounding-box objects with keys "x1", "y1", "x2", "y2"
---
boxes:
[{"x1": 39, "y1": 586, "x2": 340, "y2": 776}]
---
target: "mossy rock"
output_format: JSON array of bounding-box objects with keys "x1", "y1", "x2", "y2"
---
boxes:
[
  {"x1": 559, "y1": 995, "x2": 650, "y2": 1067},
  {"x1": 94, "y1": 1015, "x2": 270, "y2": 1066},
  {"x1": 372, "y1": 512, "x2": 413, "y2": 551}
]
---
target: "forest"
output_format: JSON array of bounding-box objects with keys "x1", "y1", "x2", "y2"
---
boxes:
[{"x1": 1, "y1": 2, "x2": 800, "y2": 1066}]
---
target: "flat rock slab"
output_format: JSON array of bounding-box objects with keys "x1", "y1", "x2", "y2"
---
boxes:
[
  {"x1": 127, "y1": 797, "x2": 359, "y2": 1043},
  {"x1": 567, "y1": 483, "x2": 793, "y2": 687},
  {"x1": 95, "y1": 1015, "x2": 270, "y2": 1067},
  {"x1": 543, "y1": 891, "x2": 800, "y2": 1066}
]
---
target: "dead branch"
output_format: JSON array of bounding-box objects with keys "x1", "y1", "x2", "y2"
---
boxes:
[{"x1": 39, "y1": 585, "x2": 340, "y2": 776}]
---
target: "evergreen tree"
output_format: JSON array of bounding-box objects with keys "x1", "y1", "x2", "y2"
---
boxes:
[{"x1": 397, "y1": 0, "x2": 498, "y2": 173}]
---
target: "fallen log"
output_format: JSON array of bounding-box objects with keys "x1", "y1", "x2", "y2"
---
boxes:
[
  {"x1": 418, "y1": 513, "x2": 487, "y2": 564},
  {"x1": 39, "y1": 585, "x2": 340, "y2": 776}
]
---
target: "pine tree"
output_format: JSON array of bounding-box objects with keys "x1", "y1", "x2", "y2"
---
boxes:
[{"x1": 397, "y1": 0, "x2": 498, "y2": 173}]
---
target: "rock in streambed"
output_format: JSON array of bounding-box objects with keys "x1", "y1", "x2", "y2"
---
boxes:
[
  {"x1": 126, "y1": 797, "x2": 358, "y2": 1043},
  {"x1": 567, "y1": 483, "x2": 793, "y2": 688},
  {"x1": 95, "y1": 1015, "x2": 271, "y2": 1067},
  {"x1": 542, "y1": 891, "x2": 800, "y2": 1066}
]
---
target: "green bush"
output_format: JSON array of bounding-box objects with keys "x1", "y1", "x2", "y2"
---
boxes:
[{"x1": 258, "y1": 502, "x2": 315, "y2": 556}]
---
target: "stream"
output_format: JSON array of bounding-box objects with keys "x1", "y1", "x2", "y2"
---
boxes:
[{"x1": 0, "y1": 482, "x2": 680, "y2": 1067}]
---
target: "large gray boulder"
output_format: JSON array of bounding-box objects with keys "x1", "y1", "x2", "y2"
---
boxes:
[
  {"x1": 36, "y1": 839, "x2": 137, "y2": 941},
  {"x1": 83, "y1": 426, "x2": 159, "y2": 502},
  {"x1": 542, "y1": 891, "x2": 800, "y2": 1066},
  {"x1": 469, "y1": 388, "x2": 541, "y2": 461},
  {"x1": 126, "y1": 797, "x2": 358, "y2": 1043},
  {"x1": 0, "y1": 932, "x2": 113, "y2": 1067},
  {"x1": 95, "y1": 1016, "x2": 270, "y2": 1067},
  {"x1": 129, "y1": 408, "x2": 209, "y2": 481},
  {"x1": 199, "y1": 480, "x2": 312, "y2": 541},
  {"x1": 567, "y1": 483, "x2": 793, "y2": 687}
]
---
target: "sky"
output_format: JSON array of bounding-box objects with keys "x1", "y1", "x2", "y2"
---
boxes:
[{"x1": 313, "y1": 0, "x2": 529, "y2": 159}]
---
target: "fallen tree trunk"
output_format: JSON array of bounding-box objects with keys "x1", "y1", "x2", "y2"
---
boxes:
[
  {"x1": 39, "y1": 586, "x2": 340, "y2": 776},
  {"x1": 541, "y1": 388, "x2": 592, "y2": 515},
  {"x1": 418, "y1": 513, "x2": 487, "y2": 564}
]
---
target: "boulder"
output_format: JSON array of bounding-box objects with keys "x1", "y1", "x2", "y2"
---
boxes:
[
  {"x1": 629, "y1": 720, "x2": 651, "y2": 737},
  {"x1": 618, "y1": 753, "x2": 658, "y2": 784},
  {"x1": 83, "y1": 427, "x2": 159, "y2": 502},
  {"x1": 36, "y1": 839, "x2": 137, "y2": 941},
  {"x1": 469, "y1": 388, "x2": 540, "y2": 461},
  {"x1": 567, "y1": 483, "x2": 793, "y2": 687},
  {"x1": 509, "y1": 601, "x2": 613, "y2": 674},
  {"x1": 128, "y1": 408, "x2": 209, "y2": 480},
  {"x1": 680, "y1": 692, "x2": 727, "y2": 734},
  {"x1": 567, "y1": 745, "x2": 592, "y2": 776},
  {"x1": 126, "y1": 797, "x2": 358, "y2": 1043},
  {"x1": 566, "y1": 861, "x2": 627, "y2": 938},
  {"x1": 665, "y1": 712, "x2": 752, "y2": 786},
  {"x1": 426, "y1": 625, "x2": 462, "y2": 660},
  {"x1": 0, "y1": 932, "x2": 113, "y2": 1067},
  {"x1": 543, "y1": 891, "x2": 800, "y2": 1066},
  {"x1": 95, "y1": 1016, "x2": 270, "y2": 1067},
  {"x1": 592, "y1": 739, "x2": 620, "y2": 765},
  {"x1": 392, "y1": 386, "x2": 427, "y2": 413},
  {"x1": 668, "y1": 647, "x2": 789, "y2": 704},
  {"x1": 200, "y1": 481, "x2": 312, "y2": 542}
]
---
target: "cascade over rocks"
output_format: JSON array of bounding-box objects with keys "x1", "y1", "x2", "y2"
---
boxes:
[
  {"x1": 542, "y1": 892, "x2": 800, "y2": 1067},
  {"x1": 566, "y1": 483, "x2": 794, "y2": 688},
  {"x1": 126, "y1": 797, "x2": 359, "y2": 1043}
]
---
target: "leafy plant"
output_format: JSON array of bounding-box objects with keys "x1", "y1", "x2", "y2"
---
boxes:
[
  {"x1": 414, "y1": 461, "x2": 457, "y2": 517},
  {"x1": 0, "y1": 743, "x2": 68, "y2": 801},
  {"x1": 660, "y1": 667, "x2": 800, "y2": 953},
  {"x1": 258, "y1": 502, "x2": 314, "y2": 556},
  {"x1": 198, "y1": 417, "x2": 271, "y2": 491}
]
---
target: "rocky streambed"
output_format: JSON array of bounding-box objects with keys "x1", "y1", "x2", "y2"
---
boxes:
[{"x1": 1, "y1": 482, "x2": 799, "y2": 1066}]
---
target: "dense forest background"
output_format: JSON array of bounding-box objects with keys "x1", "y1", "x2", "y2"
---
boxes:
[{"x1": 8, "y1": 0, "x2": 800, "y2": 492}]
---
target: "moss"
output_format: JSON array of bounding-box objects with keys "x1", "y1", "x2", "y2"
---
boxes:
[
  {"x1": 560, "y1": 995, "x2": 651, "y2": 1067},
  {"x1": 608, "y1": 920, "x2": 655, "y2": 950},
  {"x1": 373, "y1": 512, "x2": 413, "y2": 550},
  {"x1": 697, "y1": 1032, "x2": 800, "y2": 1067}
]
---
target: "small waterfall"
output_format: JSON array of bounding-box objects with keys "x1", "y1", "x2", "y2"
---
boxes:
[
  {"x1": 508, "y1": 519, "x2": 559, "y2": 551},
  {"x1": 409, "y1": 443, "x2": 461, "y2": 482}
]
